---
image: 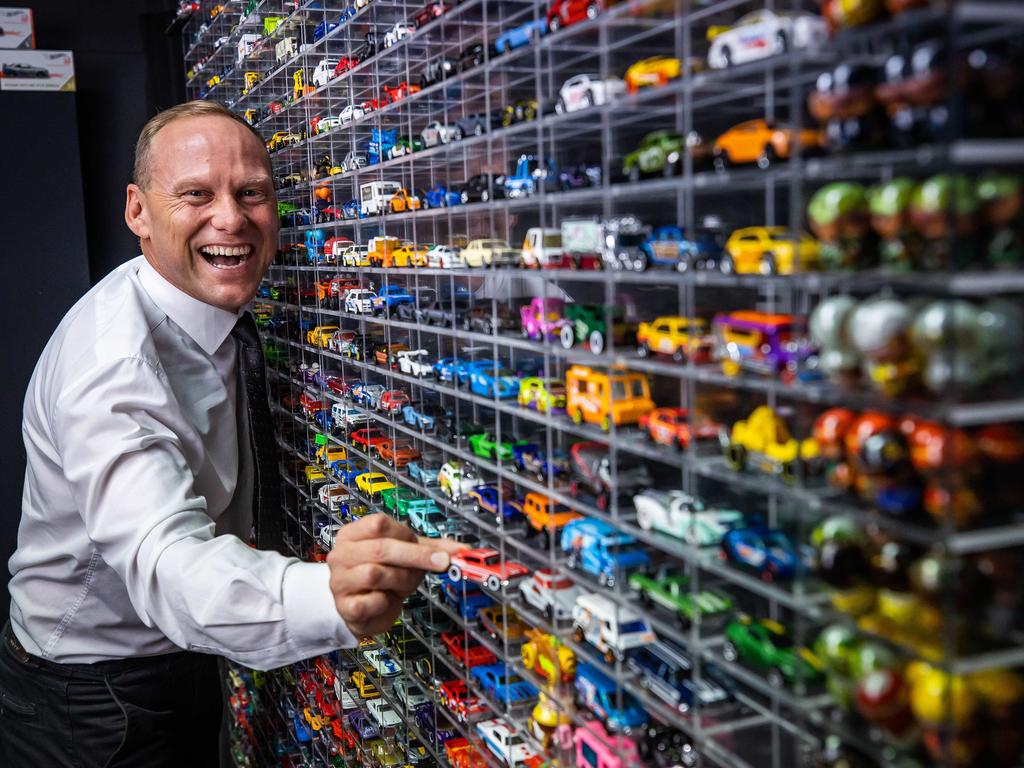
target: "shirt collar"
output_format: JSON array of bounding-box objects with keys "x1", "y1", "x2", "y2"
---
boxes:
[{"x1": 137, "y1": 258, "x2": 243, "y2": 356}]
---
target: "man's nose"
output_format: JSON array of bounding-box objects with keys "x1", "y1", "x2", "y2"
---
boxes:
[{"x1": 210, "y1": 194, "x2": 247, "y2": 232}]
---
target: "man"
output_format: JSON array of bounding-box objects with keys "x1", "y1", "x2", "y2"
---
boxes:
[{"x1": 0, "y1": 100, "x2": 461, "y2": 767}]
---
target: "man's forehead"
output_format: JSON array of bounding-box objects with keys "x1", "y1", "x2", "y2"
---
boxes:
[{"x1": 149, "y1": 115, "x2": 270, "y2": 180}]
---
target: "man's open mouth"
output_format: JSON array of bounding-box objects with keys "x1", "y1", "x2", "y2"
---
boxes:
[{"x1": 199, "y1": 244, "x2": 253, "y2": 270}]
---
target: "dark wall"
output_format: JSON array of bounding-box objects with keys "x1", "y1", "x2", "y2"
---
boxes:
[{"x1": 0, "y1": 1, "x2": 185, "y2": 625}]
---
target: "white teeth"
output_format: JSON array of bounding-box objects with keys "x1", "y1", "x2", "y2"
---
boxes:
[{"x1": 200, "y1": 245, "x2": 252, "y2": 257}]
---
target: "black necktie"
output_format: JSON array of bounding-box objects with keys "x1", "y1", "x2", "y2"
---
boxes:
[{"x1": 232, "y1": 312, "x2": 284, "y2": 553}]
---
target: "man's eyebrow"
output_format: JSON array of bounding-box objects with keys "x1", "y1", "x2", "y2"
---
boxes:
[{"x1": 166, "y1": 176, "x2": 273, "y2": 191}]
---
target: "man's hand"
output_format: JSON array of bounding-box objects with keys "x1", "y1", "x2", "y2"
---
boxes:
[{"x1": 326, "y1": 513, "x2": 465, "y2": 638}]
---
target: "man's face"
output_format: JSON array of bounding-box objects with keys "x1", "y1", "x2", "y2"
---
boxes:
[{"x1": 125, "y1": 115, "x2": 278, "y2": 313}]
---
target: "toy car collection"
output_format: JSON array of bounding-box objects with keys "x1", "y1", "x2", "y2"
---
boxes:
[{"x1": 188, "y1": 2, "x2": 1024, "y2": 766}]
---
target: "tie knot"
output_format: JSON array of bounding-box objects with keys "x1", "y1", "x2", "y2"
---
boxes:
[{"x1": 231, "y1": 312, "x2": 261, "y2": 348}]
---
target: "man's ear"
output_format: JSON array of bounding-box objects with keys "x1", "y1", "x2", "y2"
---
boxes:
[{"x1": 125, "y1": 184, "x2": 151, "y2": 241}]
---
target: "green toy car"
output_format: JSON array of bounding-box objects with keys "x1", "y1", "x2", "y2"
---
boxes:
[
  {"x1": 623, "y1": 130, "x2": 683, "y2": 181},
  {"x1": 559, "y1": 304, "x2": 635, "y2": 356},
  {"x1": 722, "y1": 614, "x2": 823, "y2": 687},
  {"x1": 627, "y1": 573, "x2": 733, "y2": 628},
  {"x1": 380, "y1": 486, "x2": 418, "y2": 516},
  {"x1": 468, "y1": 432, "x2": 530, "y2": 462}
]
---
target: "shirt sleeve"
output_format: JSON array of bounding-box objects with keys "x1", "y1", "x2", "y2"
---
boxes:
[{"x1": 53, "y1": 355, "x2": 357, "y2": 669}]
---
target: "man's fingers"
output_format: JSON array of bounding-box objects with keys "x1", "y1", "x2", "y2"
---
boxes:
[
  {"x1": 333, "y1": 513, "x2": 417, "y2": 544},
  {"x1": 418, "y1": 536, "x2": 470, "y2": 556},
  {"x1": 337, "y1": 591, "x2": 404, "y2": 636},
  {"x1": 335, "y1": 562, "x2": 426, "y2": 597},
  {"x1": 332, "y1": 536, "x2": 456, "y2": 572}
]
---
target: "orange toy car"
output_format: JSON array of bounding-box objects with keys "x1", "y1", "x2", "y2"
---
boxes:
[
  {"x1": 713, "y1": 119, "x2": 825, "y2": 170},
  {"x1": 565, "y1": 365, "x2": 653, "y2": 431},
  {"x1": 640, "y1": 407, "x2": 721, "y2": 450},
  {"x1": 388, "y1": 188, "x2": 421, "y2": 213}
]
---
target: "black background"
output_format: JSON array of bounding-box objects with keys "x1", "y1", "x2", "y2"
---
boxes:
[{"x1": 0, "y1": 0, "x2": 185, "y2": 624}]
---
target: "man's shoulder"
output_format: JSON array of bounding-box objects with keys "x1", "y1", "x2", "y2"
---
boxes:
[{"x1": 44, "y1": 256, "x2": 168, "y2": 379}]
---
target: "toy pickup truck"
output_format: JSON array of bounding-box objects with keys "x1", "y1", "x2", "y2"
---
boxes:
[
  {"x1": 559, "y1": 304, "x2": 636, "y2": 355},
  {"x1": 561, "y1": 216, "x2": 650, "y2": 271}
]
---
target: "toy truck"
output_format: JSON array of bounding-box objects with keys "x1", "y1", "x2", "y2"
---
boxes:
[
  {"x1": 561, "y1": 216, "x2": 650, "y2": 271},
  {"x1": 367, "y1": 235, "x2": 400, "y2": 266}
]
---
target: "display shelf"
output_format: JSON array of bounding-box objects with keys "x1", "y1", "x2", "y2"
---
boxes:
[{"x1": 184, "y1": 0, "x2": 1024, "y2": 765}]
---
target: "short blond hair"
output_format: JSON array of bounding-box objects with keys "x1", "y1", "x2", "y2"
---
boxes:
[{"x1": 133, "y1": 100, "x2": 267, "y2": 188}]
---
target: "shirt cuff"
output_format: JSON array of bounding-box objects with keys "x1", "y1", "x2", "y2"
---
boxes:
[{"x1": 282, "y1": 562, "x2": 359, "y2": 650}]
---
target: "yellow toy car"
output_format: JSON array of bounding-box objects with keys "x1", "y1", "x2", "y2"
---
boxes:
[
  {"x1": 356, "y1": 472, "x2": 396, "y2": 499},
  {"x1": 390, "y1": 243, "x2": 429, "y2": 268},
  {"x1": 517, "y1": 377, "x2": 566, "y2": 414},
  {"x1": 722, "y1": 226, "x2": 820, "y2": 275},
  {"x1": 635, "y1": 316, "x2": 711, "y2": 362},
  {"x1": 266, "y1": 131, "x2": 300, "y2": 151},
  {"x1": 304, "y1": 464, "x2": 327, "y2": 484},
  {"x1": 388, "y1": 188, "x2": 421, "y2": 213},
  {"x1": 315, "y1": 444, "x2": 347, "y2": 465},
  {"x1": 521, "y1": 628, "x2": 575, "y2": 685},
  {"x1": 349, "y1": 669, "x2": 380, "y2": 699},
  {"x1": 306, "y1": 325, "x2": 339, "y2": 347},
  {"x1": 565, "y1": 365, "x2": 653, "y2": 431},
  {"x1": 721, "y1": 406, "x2": 820, "y2": 483},
  {"x1": 624, "y1": 56, "x2": 690, "y2": 92},
  {"x1": 303, "y1": 707, "x2": 326, "y2": 731}
]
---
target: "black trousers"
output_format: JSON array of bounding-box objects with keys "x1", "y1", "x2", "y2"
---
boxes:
[{"x1": 0, "y1": 624, "x2": 223, "y2": 768}]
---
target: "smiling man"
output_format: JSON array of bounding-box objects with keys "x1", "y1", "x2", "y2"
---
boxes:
[{"x1": 0, "y1": 101, "x2": 460, "y2": 767}]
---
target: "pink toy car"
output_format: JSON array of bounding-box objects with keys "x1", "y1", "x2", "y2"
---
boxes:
[
  {"x1": 447, "y1": 548, "x2": 530, "y2": 591},
  {"x1": 574, "y1": 722, "x2": 641, "y2": 768},
  {"x1": 520, "y1": 297, "x2": 567, "y2": 341}
]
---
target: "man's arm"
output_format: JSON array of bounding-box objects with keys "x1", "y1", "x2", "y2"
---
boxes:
[{"x1": 53, "y1": 356, "x2": 453, "y2": 668}]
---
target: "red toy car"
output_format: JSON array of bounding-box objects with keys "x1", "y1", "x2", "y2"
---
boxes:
[
  {"x1": 351, "y1": 427, "x2": 389, "y2": 450},
  {"x1": 415, "y1": 2, "x2": 451, "y2": 27},
  {"x1": 378, "y1": 389, "x2": 411, "y2": 413},
  {"x1": 447, "y1": 548, "x2": 530, "y2": 591},
  {"x1": 333, "y1": 57, "x2": 358, "y2": 76},
  {"x1": 383, "y1": 81, "x2": 422, "y2": 103},
  {"x1": 440, "y1": 631, "x2": 497, "y2": 668},
  {"x1": 361, "y1": 97, "x2": 384, "y2": 112},
  {"x1": 546, "y1": 0, "x2": 603, "y2": 31},
  {"x1": 639, "y1": 407, "x2": 721, "y2": 450},
  {"x1": 439, "y1": 680, "x2": 489, "y2": 722},
  {"x1": 299, "y1": 393, "x2": 324, "y2": 417},
  {"x1": 314, "y1": 656, "x2": 335, "y2": 686},
  {"x1": 327, "y1": 376, "x2": 357, "y2": 396}
]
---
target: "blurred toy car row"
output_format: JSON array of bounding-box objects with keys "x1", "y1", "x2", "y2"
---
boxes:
[{"x1": 275, "y1": 172, "x2": 1023, "y2": 276}]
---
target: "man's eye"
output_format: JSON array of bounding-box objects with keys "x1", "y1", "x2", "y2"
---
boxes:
[
  {"x1": 242, "y1": 189, "x2": 266, "y2": 198},
  {"x1": 184, "y1": 190, "x2": 209, "y2": 198}
]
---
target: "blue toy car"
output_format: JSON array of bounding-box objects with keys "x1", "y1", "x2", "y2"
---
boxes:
[
  {"x1": 423, "y1": 184, "x2": 463, "y2": 209},
  {"x1": 373, "y1": 285, "x2": 414, "y2": 313},
  {"x1": 512, "y1": 445, "x2": 569, "y2": 481},
  {"x1": 719, "y1": 526, "x2": 811, "y2": 582},
  {"x1": 468, "y1": 484, "x2": 524, "y2": 524},
  {"x1": 304, "y1": 228, "x2": 326, "y2": 264},
  {"x1": 432, "y1": 357, "x2": 461, "y2": 384},
  {"x1": 330, "y1": 459, "x2": 364, "y2": 485},
  {"x1": 342, "y1": 199, "x2": 362, "y2": 219},
  {"x1": 468, "y1": 363, "x2": 519, "y2": 399},
  {"x1": 442, "y1": 580, "x2": 494, "y2": 620},
  {"x1": 407, "y1": 459, "x2": 440, "y2": 487},
  {"x1": 452, "y1": 358, "x2": 497, "y2": 386},
  {"x1": 574, "y1": 663, "x2": 648, "y2": 731},
  {"x1": 470, "y1": 664, "x2": 537, "y2": 706},
  {"x1": 366, "y1": 127, "x2": 398, "y2": 164},
  {"x1": 641, "y1": 225, "x2": 724, "y2": 271},
  {"x1": 494, "y1": 18, "x2": 547, "y2": 53},
  {"x1": 314, "y1": 20, "x2": 339, "y2": 41},
  {"x1": 313, "y1": 410, "x2": 333, "y2": 432},
  {"x1": 402, "y1": 402, "x2": 448, "y2": 432},
  {"x1": 292, "y1": 713, "x2": 312, "y2": 742},
  {"x1": 625, "y1": 639, "x2": 734, "y2": 714},
  {"x1": 347, "y1": 709, "x2": 379, "y2": 741},
  {"x1": 407, "y1": 501, "x2": 449, "y2": 538},
  {"x1": 560, "y1": 517, "x2": 650, "y2": 587}
]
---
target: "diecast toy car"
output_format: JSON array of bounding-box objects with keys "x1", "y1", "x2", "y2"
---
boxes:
[
  {"x1": 713, "y1": 120, "x2": 826, "y2": 171},
  {"x1": 468, "y1": 485, "x2": 525, "y2": 525},
  {"x1": 560, "y1": 517, "x2": 650, "y2": 587},
  {"x1": 706, "y1": 9, "x2": 828, "y2": 70},
  {"x1": 565, "y1": 365, "x2": 653, "y2": 431},
  {"x1": 721, "y1": 226, "x2": 820, "y2": 274},
  {"x1": 712, "y1": 311, "x2": 819, "y2": 380},
  {"x1": 574, "y1": 662, "x2": 649, "y2": 731},
  {"x1": 721, "y1": 405, "x2": 821, "y2": 482},
  {"x1": 624, "y1": 56, "x2": 686, "y2": 92},
  {"x1": 640, "y1": 407, "x2": 720, "y2": 450},
  {"x1": 633, "y1": 489, "x2": 743, "y2": 546},
  {"x1": 626, "y1": 640, "x2": 733, "y2": 714},
  {"x1": 628, "y1": 572, "x2": 732, "y2": 628},
  {"x1": 447, "y1": 548, "x2": 531, "y2": 591},
  {"x1": 722, "y1": 614, "x2": 823, "y2": 686},
  {"x1": 471, "y1": 664, "x2": 538, "y2": 706},
  {"x1": 521, "y1": 628, "x2": 575, "y2": 685},
  {"x1": 441, "y1": 631, "x2": 498, "y2": 668},
  {"x1": 518, "y1": 568, "x2": 583, "y2": 621},
  {"x1": 495, "y1": 18, "x2": 547, "y2": 53},
  {"x1": 517, "y1": 377, "x2": 567, "y2": 413},
  {"x1": 720, "y1": 526, "x2": 812, "y2": 582},
  {"x1": 547, "y1": 0, "x2": 604, "y2": 32},
  {"x1": 475, "y1": 718, "x2": 543, "y2": 768},
  {"x1": 636, "y1": 317, "x2": 711, "y2": 362},
  {"x1": 355, "y1": 472, "x2": 396, "y2": 499},
  {"x1": 519, "y1": 297, "x2": 568, "y2": 341},
  {"x1": 572, "y1": 592, "x2": 656, "y2": 663},
  {"x1": 554, "y1": 73, "x2": 625, "y2": 113}
]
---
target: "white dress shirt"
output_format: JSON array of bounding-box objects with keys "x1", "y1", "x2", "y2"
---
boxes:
[{"x1": 8, "y1": 256, "x2": 356, "y2": 667}]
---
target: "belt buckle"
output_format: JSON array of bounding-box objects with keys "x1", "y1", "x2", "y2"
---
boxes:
[{"x1": 5, "y1": 630, "x2": 34, "y2": 665}]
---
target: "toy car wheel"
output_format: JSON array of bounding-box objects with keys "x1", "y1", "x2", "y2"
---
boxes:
[
  {"x1": 586, "y1": 2, "x2": 600, "y2": 19},
  {"x1": 767, "y1": 668, "x2": 786, "y2": 688},
  {"x1": 724, "y1": 441, "x2": 747, "y2": 471},
  {"x1": 570, "y1": 409, "x2": 583, "y2": 426},
  {"x1": 628, "y1": 164, "x2": 641, "y2": 183},
  {"x1": 780, "y1": 460, "x2": 796, "y2": 485},
  {"x1": 480, "y1": 189, "x2": 490, "y2": 202},
  {"x1": 773, "y1": 31, "x2": 788, "y2": 55},
  {"x1": 446, "y1": 564, "x2": 462, "y2": 582},
  {"x1": 603, "y1": 648, "x2": 617, "y2": 664},
  {"x1": 549, "y1": 15, "x2": 561, "y2": 32},
  {"x1": 559, "y1": 325, "x2": 575, "y2": 349},
  {"x1": 555, "y1": 98, "x2": 566, "y2": 114},
  {"x1": 521, "y1": 643, "x2": 536, "y2": 669},
  {"x1": 484, "y1": 575, "x2": 502, "y2": 592},
  {"x1": 588, "y1": 330, "x2": 605, "y2": 355},
  {"x1": 719, "y1": 253, "x2": 735, "y2": 274},
  {"x1": 572, "y1": 625, "x2": 585, "y2": 644},
  {"x1": 632, "y1": 254, "x2": 647, "y2": 271},
  {"x1": 637, "y1": 341, "x2": 650, "y2": 358},
  {"x1": 713, "y1": 151, "x2": 729, "y2": 173},
  {"x1": 759, "y1": 253, "x2": 777, "y2": 275},
  {"x1": 757, "y1": 145, "x2": 777, "y2": 170},
  {"x1": 722, "y1": 641, "x2": 738, "y2": 662},
  {"x1": 600, "y1": 416, "x2": 612, "y2": 431},
  {"x1": 473, "y1": 124, "x2": 484, "y2": 136},
  {"x1": 672, "y1": 347, "x2": 686, "y2": 363},
  {"x1": 720, "y1": 46, "x2": 732, "y2": 67},
  {"x1": 453, "y1": 126, "x2": 464, "y2": 141}
]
